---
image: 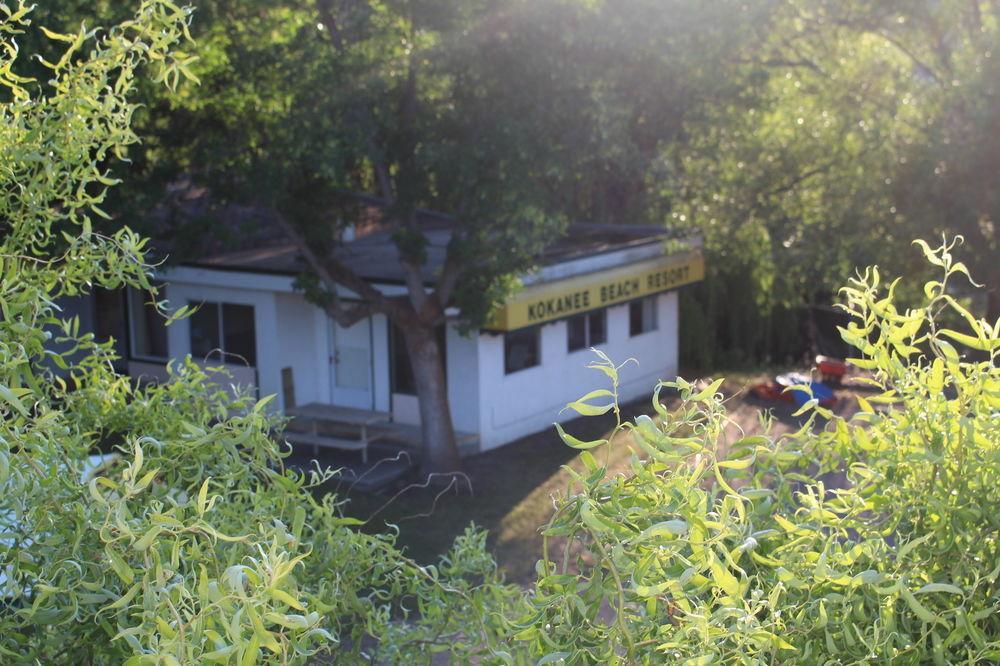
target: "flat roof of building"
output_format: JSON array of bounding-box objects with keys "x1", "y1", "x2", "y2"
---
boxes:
[{"x1": 163, "y1": 210, "x2": 679, "y2": 285}]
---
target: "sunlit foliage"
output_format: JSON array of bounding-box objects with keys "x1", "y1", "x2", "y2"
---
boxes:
[{"x1": 520, "y1": 239, "x2": 999, "y2": 662}]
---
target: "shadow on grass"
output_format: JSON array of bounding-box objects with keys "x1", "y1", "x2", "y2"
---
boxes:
[
  {"x1": 317, "y1": 369, "x2": 865, "y2": 585},
  {"x1": 322, "y1": 398, "x2": 656, "y2": 585}
]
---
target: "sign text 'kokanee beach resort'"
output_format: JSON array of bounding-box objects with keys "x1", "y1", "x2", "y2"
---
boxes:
[{"x1": 488, "y1": 251, "x2": 704, "y2": 331}]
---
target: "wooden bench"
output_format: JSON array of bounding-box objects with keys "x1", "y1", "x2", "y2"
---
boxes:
[
  {"x1": 284, "y1": 430, "x2": 383, "y2": 462},
  {"x1": 284, "y1": 402, "x2": 391, "y2": 463}
]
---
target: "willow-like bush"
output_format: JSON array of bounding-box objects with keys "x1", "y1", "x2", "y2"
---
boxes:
[
  {"x1": 0, "y1": 3, "x2": 514, "y2": 663},
  {"x1": 514, "y1": 237, "x2": 999, "y2": 663}
]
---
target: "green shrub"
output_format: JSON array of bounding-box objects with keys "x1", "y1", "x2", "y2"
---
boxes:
[
  {"x1": 514, "y1": 237, "x2": 999, "y2": 663},
  {"x1": 0, "y1": 3, "x2": 514, "y2": 663}
]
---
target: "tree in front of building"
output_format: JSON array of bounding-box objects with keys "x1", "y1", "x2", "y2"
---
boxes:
[
  {"x1": 36, "y1": 0, "x2": 770, "y2": 475},
  {"x1": 137, "y1": 0, "x2": 592, "y2": 475}
]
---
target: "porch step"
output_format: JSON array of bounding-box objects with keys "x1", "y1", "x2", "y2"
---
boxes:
[
  {"x1": 285, "y1": 417, "x2": 361, "y2": 437},
  {"x1": 369, "y1": 423, "x2": 480, "y2": 457}
]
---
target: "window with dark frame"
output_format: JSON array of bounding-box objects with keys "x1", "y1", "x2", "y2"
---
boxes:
[
  {"x1": 504, "y1": 327, "x2": 540, "y2": 374},
  {"x1": 567, "y1": 309, "x2": 607, "y2": 352},
  {"x1": 188, "y1": 301, "x2": 257, "y2": 365},
  {"x1": 127, "y1": 287, "x2": 169, "y2": 360},
  {"x1": 629, "y1": 296, "x2": 657, "y2": 337},
  {"x1": 94, "y1": 288, "x2": 127, "y2": 364}
]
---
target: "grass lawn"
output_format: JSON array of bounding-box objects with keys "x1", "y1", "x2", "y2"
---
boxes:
[{"x1": 335, "y1": 370, "x2": 864, "y2": 585}]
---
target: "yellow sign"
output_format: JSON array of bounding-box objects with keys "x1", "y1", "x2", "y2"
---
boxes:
[{"x1": 489, "y1": 251, "x2": 704, "y2": 331}]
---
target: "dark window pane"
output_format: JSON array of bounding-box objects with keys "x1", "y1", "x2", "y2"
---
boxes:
[
  {"x1": 629, "y1": 298, "x2": 656, "y2": 337},
  {"x1": 505, "y1": 327, "x2": 539, "y2": 374},
  {"x1": 95, "y1": 289, "x2": 124, "y2": 344},
  {"x1": 566, "y1": 314, "x2": 587, "y2": 352},
  {"x1": 629, "y1": 300, "x2": 643, "y2": 337},
  {"x1": 643, "y1": 298, "x2": 657, "y2": 332},
  {"x1": 95, "y1": 289, "x2": 127, "y2": 361},
  {"x1": 391, "y1": 324, "x2": 417, "y2": 395},
  {"x1": 129, "y1": 288, "x2": 168, "y2": 359},
  {"x1": 589, "y1": 310, "x2": 607, "y2": 345},
  {"x1": 189, "y1": 301, "x2": 220, "y2": 360},
  {"x1": 222, "y1": 303, "x2": 256, "y2": 365}
]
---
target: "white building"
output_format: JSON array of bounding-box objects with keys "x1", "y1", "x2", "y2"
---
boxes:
[{"x1": 84, "y1": 222, "x2": 703, "y2": 453}]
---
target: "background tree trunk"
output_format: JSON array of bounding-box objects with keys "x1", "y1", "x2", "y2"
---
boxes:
[{"x1": 403, "y1": 325, "x2": 461, "y2": 476}]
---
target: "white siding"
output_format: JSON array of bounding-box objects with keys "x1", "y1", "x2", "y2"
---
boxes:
[
  {"x1": 474, "y1": 291, "x2": 679, "y2": 450},
  {"x1": 371, "y1": 314, "x2": 391, "y2": 412},
  {"x1": 445, "y1": 322, "x2": 480, "y2": 434},
  {"x1": 275, "y1": 292, "x2": 325, "y2": 408}
]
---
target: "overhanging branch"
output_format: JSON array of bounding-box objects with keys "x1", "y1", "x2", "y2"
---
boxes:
[{"x1": 272, "y1": 213, "x2": 407, "y2": 326}]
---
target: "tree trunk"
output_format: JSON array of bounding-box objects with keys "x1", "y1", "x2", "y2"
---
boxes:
[{"x1": 403, "y1": 325, "x2": 461, "y2": 477}]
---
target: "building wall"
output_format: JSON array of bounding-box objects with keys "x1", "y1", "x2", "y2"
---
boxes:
[
  {"x1": 474, "y1": 290, "x2": 679, "y2": 451},
  {"x1": 117, "y1": 265, "x2": 682, "y2": 452},
  {"x1": 275, "y1": 292, "x2": 327, "y2": 408},
  {"x1": 370, "y1": 314, "x2": 391, "y2": 413},
  {"x1": 445, "y1": 323, "x2": 480, "y2": 434}
]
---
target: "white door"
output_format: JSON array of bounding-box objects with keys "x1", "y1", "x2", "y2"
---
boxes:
[{"x1": 330, "y1": 317, "x2": 374, "y2": 409}]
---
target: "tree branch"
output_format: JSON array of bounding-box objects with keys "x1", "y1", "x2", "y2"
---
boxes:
[
  {"x1": 272, "y1": 212, "x2": 407, "y2": 325},
  {"x1": 434, "y1": 235, "x2": 464, "y2": 307},
  {"x1": 401, "y1": 258, "x2": 429, "y2": 314},
  {"x1": 876, "y1": 30, "x2": 945, "y2": 86}
]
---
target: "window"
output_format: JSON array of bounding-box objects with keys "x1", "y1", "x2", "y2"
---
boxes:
[
  {"x1": 504, "y1": 327, "x2": 540, "y2": 374},
  {"x1": 567, "y1": 310, "x2": 607, "y2": 352},
  {"x1": 94, "y1": 288, "x2": 127, "y2": 362},
  {"x1": 189, "y1": 301, "x2": 257, "y2": 365},
  {"x1": 629, "y1": 296, "x2": 657, "y2": 337},
  {"x1": 390, "y1": 324, "x2": 447, "y2": 396},
  {"x1": 127, "y1": 288, "x2": 168, "y2": 360}
]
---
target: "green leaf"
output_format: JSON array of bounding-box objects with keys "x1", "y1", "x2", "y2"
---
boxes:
[
  {"x1": 709, "y1": 556, "x2": 742, "y2": 598},
  {"x1": 554, "y1": 422, "x2": 607, "y2": 449},
  {"x1": 197, "y1": 477, "x2": 211, "y2": 515},
  {"x1": 689, "y1": 377, "x2": 724, "y2": 402},
  {"x1": 718, "y1": 453, "x2": 756, "y2": 470},
  {"x1": 913, "y1": 239, "x2": 945, "y2": 267},
  {"x1": 106, "y1": 546, "x2": 134, "y2": 585},
  {"x1": 133, "y1": 526, "x2": 162, "y2": 551},
  {"x1": 939, "y1": 328, "x2": 992, "y2": 352},
  {"x1": 633, "y1": 520, "x2": 688, "y2": 542},
  {"x1": 901, "y1": 584, "x2": 942, "y2": 624},
  {"x1": 915, "y1": 583, "x2": 964, "y2": 596},
  {"x1": 579, "y1": 500, "x2": 612, "y2": 534},
  {"x1": 563, "y1": 389, "x2": 616, "y2": 416},
  {"x1": 928, "y1": 358, "x2": 944, "y2": 394},
  {"x1": 0, "y1": 384, "x2": 30, "y2": 416}
]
